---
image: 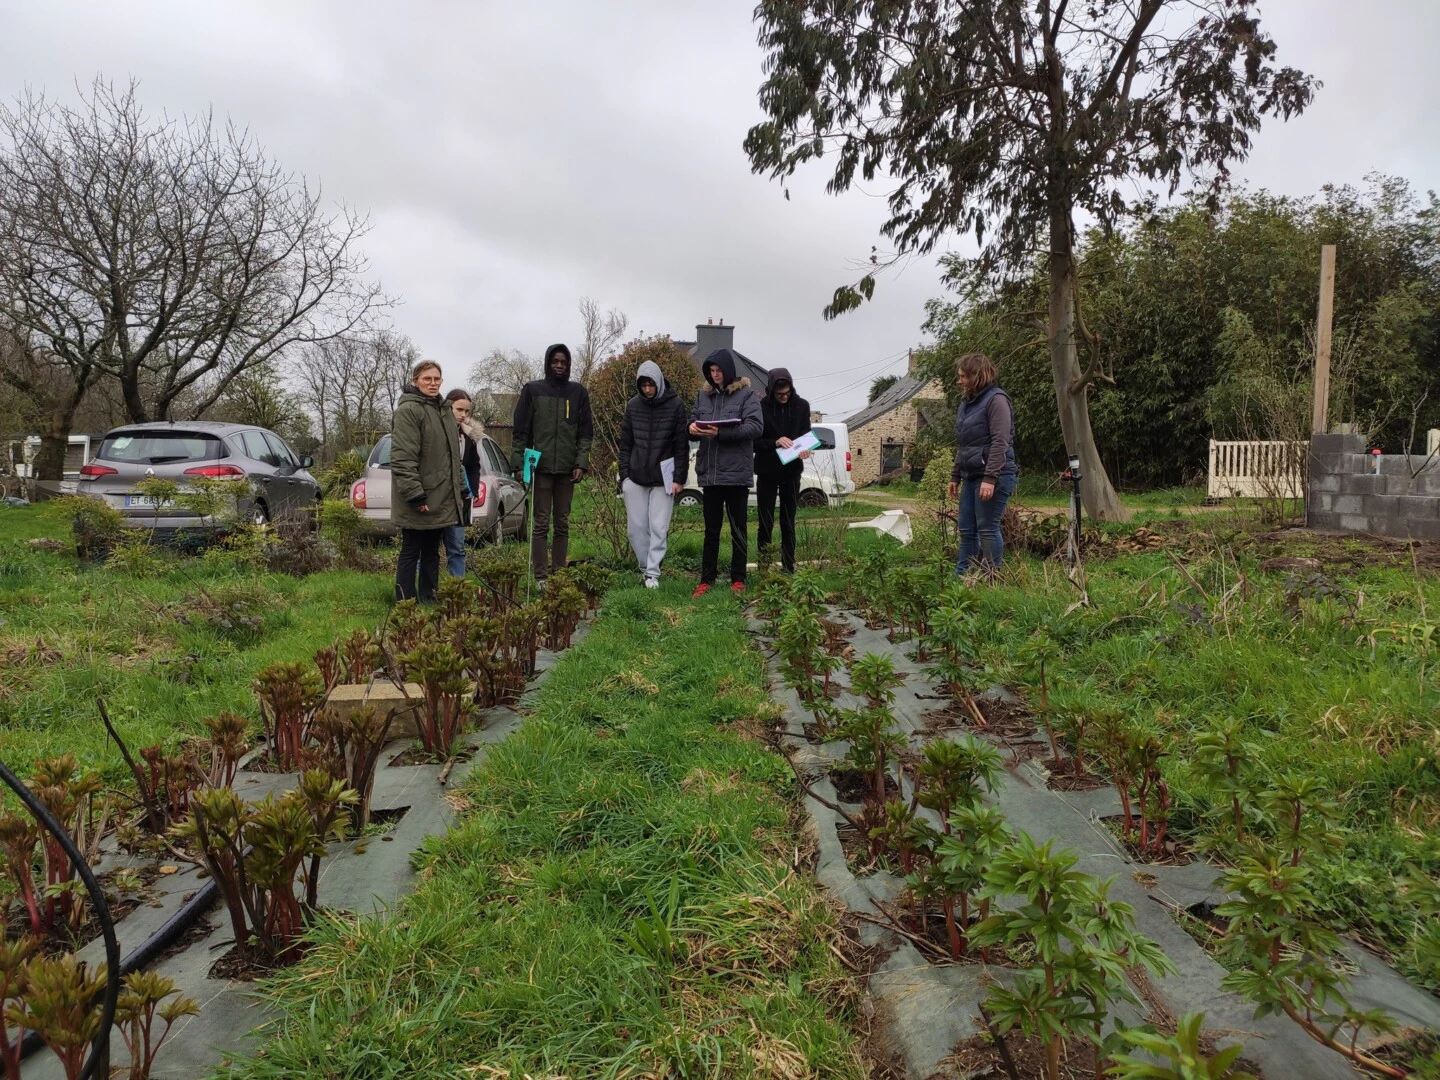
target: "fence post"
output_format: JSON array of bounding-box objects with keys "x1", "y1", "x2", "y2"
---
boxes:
[{"x1": 1311, "y1": 244, "x2": 1337, "y2": 435}]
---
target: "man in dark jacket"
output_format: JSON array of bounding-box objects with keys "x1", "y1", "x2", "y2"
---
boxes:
[
  {"x1": 511, "y1": 344, "x2": 593, "y2": 580},
  {"x1": 754, "y1": 368, "x2": 811, "y2": 574},
  {"x1": 618, "y1": 360, "x2": 689, "y2": 587},
  {"x1": 689, "y1": 348, "x2": 763, "y2": 596},
  {"x1": 391, "y1": 360, "x2": 465, "y2": 602}
]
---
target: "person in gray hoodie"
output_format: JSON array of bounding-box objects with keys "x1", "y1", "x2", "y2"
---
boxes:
[
  {"x1": 617, "y1": 360, "x2": 689, "y2": 587},
  {"x1": 689, "y1": 348, "x2": 763, "y2": 596}
]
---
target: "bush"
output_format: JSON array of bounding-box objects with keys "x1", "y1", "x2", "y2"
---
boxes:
[
  {"x1": 319, "y1": 498, "x2": 371, "y2": 566},
  {"x1": 64, "y1": 496, "x2": 124, "y2": 561},
  {"x1": 319, "y1": 451, "x2": 367, "y2": 499},
  {"x1": 264, "y1": 511, "x2": 338, "y2": 577}
]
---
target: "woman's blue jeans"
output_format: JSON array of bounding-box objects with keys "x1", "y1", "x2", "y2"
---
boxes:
[
  {"x1": 443, "y1": 524, "x2": 467, "y2": 577},
  {"x1": 956, "y1": 472, "x2": 1016, "y2": 573}
]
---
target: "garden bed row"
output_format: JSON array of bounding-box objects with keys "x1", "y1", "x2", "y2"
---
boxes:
[
  {"x1": 9, "y1": 564, "x2": 601, "y2": 1080},
  {"x1": 752, "y1": 595, "x2": 1440, "y2": 1079}
]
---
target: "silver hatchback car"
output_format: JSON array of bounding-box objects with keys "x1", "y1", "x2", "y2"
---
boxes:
[
  {"x1": 78, "y1": 422, "x2": 320, "y2": 528},
  {"x1": 350, "y1": 433, "x2": 527, "y2": 541}
]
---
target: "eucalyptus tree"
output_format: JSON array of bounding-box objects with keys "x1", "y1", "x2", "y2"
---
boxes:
[{"x1": 745, "y1": 0, "x2": 1315, "y2": 517}]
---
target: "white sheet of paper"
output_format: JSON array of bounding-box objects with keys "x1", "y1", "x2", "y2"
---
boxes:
[
  {"x1": 777, "y1": 430, "x2": 822, "y2": 466},
  {"x1": 660, "y1": 457, "x2": 675, "y2": 490}
]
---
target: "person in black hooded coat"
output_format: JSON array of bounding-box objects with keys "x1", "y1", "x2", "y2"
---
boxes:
[
  {"x1": 753, "y1": 368, "x2": 811, "y2": 573},
  {"x1": 510, "y1": 344, "x2": 593, "y2": 580}
]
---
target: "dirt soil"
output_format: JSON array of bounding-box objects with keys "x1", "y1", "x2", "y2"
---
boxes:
[
  {"x1": 974, "y1": 694, "x2": 1038, "y2": 740},
  {"x1": 949, "y1": 1030, "x2": 1099, "y2": 1079},
  {"x1": 388, "y1": 744, "x2": 477, "y2": 768},
  {"x1": 829, "y1": 766, "x2": 900, "y2": 804},
  {"x1": 1253, "y1": 527, "x2": 1440, "y2": 572},
  {"x1": 1042, "y1": 757, "x2": 1110, "y2": 793},
  {"x1": 208, "y1": 942, "x2": 291, "y2": 982},
  {"x1": 1101, "y1": 815, "x2": 1195, "y2": 866}
]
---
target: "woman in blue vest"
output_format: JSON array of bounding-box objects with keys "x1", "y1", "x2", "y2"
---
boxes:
[{"x1": 947, "y1": 352, "x2": 1017, "y2": 573}]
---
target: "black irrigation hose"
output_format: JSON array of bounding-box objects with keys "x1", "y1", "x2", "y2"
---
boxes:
[
  {"x1": 0, "y1": 757, "x2": 119, "y2": 1079},
  {"x1": 15, "y1": 859, "x2": 222, "y2": 1064}
]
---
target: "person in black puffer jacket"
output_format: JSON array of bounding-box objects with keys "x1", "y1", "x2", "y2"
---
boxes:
[
  {"x1": 617, "y1": 360, "x2": 690, "y2": 586},
  {"x1": 753, "y1": 368, "x2": 811, "y2": 573}
]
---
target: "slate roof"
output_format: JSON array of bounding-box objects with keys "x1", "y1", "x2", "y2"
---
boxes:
[{"x1": 842, "y1": 375, "x2": 940, "y2": 431}]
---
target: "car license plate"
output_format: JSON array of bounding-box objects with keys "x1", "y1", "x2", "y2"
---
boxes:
[{"x1": 124, "y1": 496, "x2": 175, "y2": 508}]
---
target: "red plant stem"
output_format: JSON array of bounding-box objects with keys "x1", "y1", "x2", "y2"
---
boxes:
[
  {"x1": 942, "y1": 892, "x2": 962, "y2": 960},
  {"x1": 1116, "y1": 785, "x2": 1133, "y2": 840},
  {"x1": 1279, "y1": 1002, "x2": 1407, "y2": 1078}
]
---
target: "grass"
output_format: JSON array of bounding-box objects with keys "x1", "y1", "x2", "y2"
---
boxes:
[
  {"x1": 216, "y1": 586, "x2": 867, "y2": 1079},
  {"x1": 0, "y1": 502, "x2": 393, "y2": 789}
]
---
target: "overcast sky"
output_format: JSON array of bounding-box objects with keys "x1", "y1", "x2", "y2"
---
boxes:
[{"x1": 2, "y1": 1, "x2": 1437, "y2": 421}]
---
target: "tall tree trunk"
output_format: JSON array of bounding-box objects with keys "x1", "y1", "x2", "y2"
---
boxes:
[
  {"x1": 1048, "y1": 214, "x2": 1128, "y2": 521},
  {"x1": 33, "y1": 378, "x2": 91, "y2": 485}
]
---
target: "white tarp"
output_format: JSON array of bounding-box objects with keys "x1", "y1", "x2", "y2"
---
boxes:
[{"x1": 847, "y1": 508, "x2": 912, "y2": 545}]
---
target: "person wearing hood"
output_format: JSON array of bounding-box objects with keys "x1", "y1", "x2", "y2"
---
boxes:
[
  {"x1": 511, "y1": 344, "x2": 593, "y2": 581},
  {"x1": 390, "y1": 359, "x2": 465, "y2": 602},
  {"x1": 617, "y1": 360, "x2": 689, "y2": 587},
  {"x1": 753, "y1": 368, "x2": 812, "y2": 574},
  {"x1": 689, "y1": 348, "x2": 764, "y2": 597}
]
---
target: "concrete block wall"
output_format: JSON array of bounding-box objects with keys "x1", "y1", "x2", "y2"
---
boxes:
[{"x1": 1307, "y1": 432, "x2": 1440, "y2": 540}]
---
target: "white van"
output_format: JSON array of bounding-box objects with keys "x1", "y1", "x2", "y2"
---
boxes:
[{"x1": 678, "y1": 421, "x2": 854, "y2": 508}]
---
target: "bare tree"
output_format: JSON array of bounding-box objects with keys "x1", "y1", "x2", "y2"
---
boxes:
[
  {"x1": 574, "y1": 297, "x2": 628, "y2": 385},
  {"x1": 293, "y1": 330, "x2": 418, "y2": 459},
  {"x1": 0, "y1": 78, "x2": 388, "y2": 479},
  {"x1": 469, "y1": 348, "x2": 540, "y2": 400}
]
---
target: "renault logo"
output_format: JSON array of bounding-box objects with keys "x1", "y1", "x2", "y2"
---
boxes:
[{"x1": 145, "y1": 468, "x2": 154, "y2": 477}]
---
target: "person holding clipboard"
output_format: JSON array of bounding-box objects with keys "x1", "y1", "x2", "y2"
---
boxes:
[
  {"x1": 618, "y1": 360, "x2": 689, "y2": 588},
  {"x1": 753, "y1": 368, "x2": 812, "y2": 574},
  {"x1": 689, "y1": 349, "x2": 763, "y2": 597}
]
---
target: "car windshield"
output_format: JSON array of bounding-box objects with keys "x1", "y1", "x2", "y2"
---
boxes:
[
  {"x1": 371, "y1": 437, "x2": 392, "y2": 468},
  {"x1": 97, "y1": 431, "x2": 225, "y2": 465}
]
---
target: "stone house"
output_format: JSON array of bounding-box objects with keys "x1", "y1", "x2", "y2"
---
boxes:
[{"x1": 842, "y1": 356, "x2": 947, "y2": 488}]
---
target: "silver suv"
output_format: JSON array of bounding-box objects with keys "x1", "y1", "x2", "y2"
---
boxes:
[{"x1": 79, "y1": 421, "x2": 320, "y2": 528}]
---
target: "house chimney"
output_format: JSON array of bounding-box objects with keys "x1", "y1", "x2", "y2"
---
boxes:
[
  {"x1": 907, "y1": 348, "x2": 915, "y2": 375},
  {"x1": 695, "y1": 319, "x2": 734, "y2": 359}
]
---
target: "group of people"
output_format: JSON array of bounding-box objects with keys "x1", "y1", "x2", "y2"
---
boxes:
[{"x1": 389, "y1": 346, "x2": 1018, "y2": 603}]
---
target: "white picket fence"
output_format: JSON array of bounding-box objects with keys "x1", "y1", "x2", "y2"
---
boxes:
[{"x1": 1207, "y1": 440, "x2": 1306, "y2": 499}]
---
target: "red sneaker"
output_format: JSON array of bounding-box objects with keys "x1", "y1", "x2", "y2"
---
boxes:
[
  {"x1": 691, "y1": 583, "x2": 712, "y2": 598},
  {"x1": 731, "y1": 581, "x2": 746, "y2": 595}
]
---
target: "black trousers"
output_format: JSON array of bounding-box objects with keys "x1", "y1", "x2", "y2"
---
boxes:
[
  {"x1": 701, "y1": 485, "x2": 749, "y2": 585},
  {"x1": 756, "y1": 472, "x2": 799, "y2": 572},
  {"x1": 396, "y1": 527, "x2": 443, "y2": 602}
]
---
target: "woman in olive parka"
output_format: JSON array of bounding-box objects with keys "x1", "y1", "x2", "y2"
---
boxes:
[{"x1": 390, "y1": 359, "x2": 465, "y2": 602}]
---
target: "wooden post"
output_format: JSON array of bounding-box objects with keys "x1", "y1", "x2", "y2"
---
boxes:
[{"x1": 1311, "y1": 244, "x2": 1337, "y2": 435}]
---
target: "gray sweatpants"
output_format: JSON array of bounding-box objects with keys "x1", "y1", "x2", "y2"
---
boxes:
[{"x1": 622, "y1": 478, "x2": 675, "y2": 580}]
